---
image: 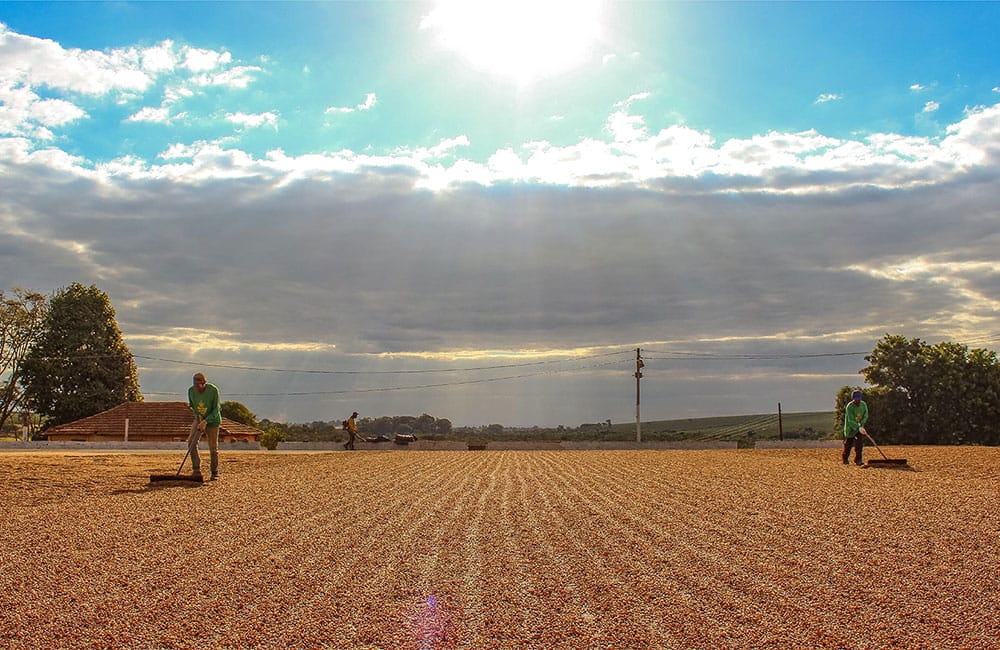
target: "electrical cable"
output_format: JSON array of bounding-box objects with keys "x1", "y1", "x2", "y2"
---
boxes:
[
  {"x1": 141, "y1": 358, "x2": 632, "y2": 398},
  {"x1": 133, "y1": 348, "x2": 631, "y2": 374}
]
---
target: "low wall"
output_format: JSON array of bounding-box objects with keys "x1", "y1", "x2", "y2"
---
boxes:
[
  {"x1": 0, "y1": 440, "x2": 260, "y2": 451},
  {"x1": 284, "y1": 440, "x2": 739, "y2": 451},
  {"x1": 1, "y1": 439, "x2": 753, "y2": 452},
  {"x1": 560, "y1": 441, "x2": 738, "y2": 450},
  {"x1": 755, "y1": 440, "x2": 841, "y2": 449}
]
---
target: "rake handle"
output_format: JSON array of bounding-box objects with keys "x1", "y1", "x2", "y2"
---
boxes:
[
  {"x1": 176, "y1": 421, "x2": 204, "y2": 475},
  {"x1": 860, "y1": 430, "x2": 890, "y2": 461}
]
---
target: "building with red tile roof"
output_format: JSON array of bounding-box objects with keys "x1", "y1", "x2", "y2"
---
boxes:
[{"x1": 44, "y1": 402, "x2": 261, "y2": 443}]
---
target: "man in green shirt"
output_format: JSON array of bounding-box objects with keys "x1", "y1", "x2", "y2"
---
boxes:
[
  {"x1": 843, "y1": 390, "x2": 868, "y2": 466},
  {"x1": 188, "y1": 372, "x2": 222, "y2": 480}
]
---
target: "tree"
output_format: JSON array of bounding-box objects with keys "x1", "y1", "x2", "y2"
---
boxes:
[
  {"x1": 259, "y1": 426, "x2": 286, "y2": 450},
  {"x1": 221, "y1": 400, "x2": 257, "y2": 427},
  {"x1": 0, "y1": 288, "x2": 48, "y2": 432},
  {"x1": 849, "y1": 334, "x2": 1000, "y2": 445},
  {"x1": 21, "y1": 283, "x2": 141, "y2": 428},
  {"x1": 415, "y1": 413, "x2": 436, "y2": 433}
]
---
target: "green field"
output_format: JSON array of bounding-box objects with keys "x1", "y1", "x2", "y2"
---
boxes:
[
  {"x1": 614, "y1": 410, "x2": 836, "y2": 441},
  {"x1": 476, "y1": 411, "x2": 837, "y2": 444}
]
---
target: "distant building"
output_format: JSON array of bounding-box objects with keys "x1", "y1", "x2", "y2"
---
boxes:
[{"x1": 44, "y1": 402, "x2": 261, "y2": 443}]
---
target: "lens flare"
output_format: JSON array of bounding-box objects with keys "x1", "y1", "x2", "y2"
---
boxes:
[{"x1": 413, "y1": 593, "x2": 450, "y2": 648}]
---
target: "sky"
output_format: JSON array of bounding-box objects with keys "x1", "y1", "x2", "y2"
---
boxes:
[{"x1": 2, "y1": 1, "x2": 999, "y2": 428}]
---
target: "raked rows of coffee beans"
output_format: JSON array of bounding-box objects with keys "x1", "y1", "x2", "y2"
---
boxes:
[{"x1": 0, "y1": 447, "x2": 997, "y2": 649}]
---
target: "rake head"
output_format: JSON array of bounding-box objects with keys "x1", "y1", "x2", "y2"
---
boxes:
[
  {"x1": 866, "y1": 458, "x2": 910, "y2": 468},
  {"x1": 149, "y1": 473, "x2": 205, "y2": 483}
]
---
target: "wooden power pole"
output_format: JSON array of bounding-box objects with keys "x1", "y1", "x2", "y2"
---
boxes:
[{"x1": 635, "y1": 347, "x2": 644, "y2": 443}]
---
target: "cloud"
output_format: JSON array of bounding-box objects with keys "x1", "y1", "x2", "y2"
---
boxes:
[
  {"x1": 606, "y1": 110, "x2": 648, "y2": 143},
  {"x1": 614, "y1": 92, "x2": 651, "y2": 109},
  {"x1": 181, "y1": 46, "x2": 231, "y2": 72},
  {"x1": 325, "y1": 93, "x2": 378, "y2": 114},
  {"x1": 227, "y1": 111, "x2": 279, "y2": 130},
  {"x1": 5, "y1": 130, "x2": 997, "y2": 423},
  {"x1": 139, "y1": 40, "x2": 179, "y2": 73},
  {"x1": 52, "y1": 99, "x2": 1000, "y2": 194},
  {"x1": 923, "y1": 101, "x2": 940, "y2": 113},
  {"x1": 0, "y1": 25, "x2": 261, "y2": 144},
  {"x1": 189, "y1": 64, "x2": 261, "y2": 89},
  {"x1": 815, "y1": 93, "x2": 842, "y2": 104},
  {"x1": 4, "y1": 17, "x2": 1000, "y2": 423},
  {"x1": 0, "y1": 82, "x2": 86, "y2": 137},
  {"x1": 126, "y1": 106, "x2": 173, "y2": 124},
  {"x1": 910, "y1": 83, "x2": 925, "y2": 91},
  {"x1": 0, "y1": 24, "x2": 154, "y2": 96}
]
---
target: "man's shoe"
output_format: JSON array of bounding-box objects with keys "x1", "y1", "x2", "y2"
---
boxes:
[
  {"x1": 210, "y1": 473, "x2": 218, "y2": 481},
  {"x1": 854, "y1": 460, "x2": 865, "y2": 466}
]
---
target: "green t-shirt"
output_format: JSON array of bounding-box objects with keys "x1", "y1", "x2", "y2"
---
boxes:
[
  {"x1": 843, "y1": 400, "x2": 868, "y2": 438},
  {"x1": 188, "y1": 383, "x2": 222, "y2": 426}
]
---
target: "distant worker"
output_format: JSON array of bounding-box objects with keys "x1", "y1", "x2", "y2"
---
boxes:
[
  {"x1": 188, "y1": 372, "x2": 222, "y2": 480},
  {"x1": 843, "y1": 390, "x2": 868, "y2": 466},
  {"x1": 344, "y1": 411, "x2": 359, "y2": 450}
]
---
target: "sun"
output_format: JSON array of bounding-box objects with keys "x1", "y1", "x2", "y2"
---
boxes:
[{"x1": 421, "y1": 0, "x2": 604, "y2": 84}]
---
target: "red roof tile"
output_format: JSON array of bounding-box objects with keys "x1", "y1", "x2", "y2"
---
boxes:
[{"x1": 45, "y1": 402, "x2": 261, "y2": 443}]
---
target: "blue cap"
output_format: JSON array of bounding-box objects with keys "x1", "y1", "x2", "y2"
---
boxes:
[{"x1": 852, "y1": 390, "x2": 863, "y2": 401}]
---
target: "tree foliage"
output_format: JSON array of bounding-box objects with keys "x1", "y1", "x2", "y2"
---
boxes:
[
  {"x1": 21, "y1": 283, "x2": 142, "y2": 428},
  {"x1": 259, "y1": 426, "x2": 286, "y2": 450},
  {"x1": 360, "y1": 414, "x2": 453, "y2": 439},
  {"x1": 840, "y1": 334, "x2": 1000, "y2": 445},
  {"x1": 258, "y1": 413, "x2": 453, "y2": 442},
  {"x1": 0, "y1": 288, "x2": 48, "y2": 432},
  {"x1": 221, "y1": 400, "x2": 257, "y2": 427}
]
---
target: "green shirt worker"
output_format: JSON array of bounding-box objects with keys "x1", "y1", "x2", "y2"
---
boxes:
[
  {"x1": 188, "y1": 372, "x2": 222, "y2": 480},
  {"x1": 843, "y1": 390, "x2": 869, "y2": 466}
]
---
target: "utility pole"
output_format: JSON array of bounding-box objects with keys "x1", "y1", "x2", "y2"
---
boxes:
[
  {"x1": 635, "y1": 347, "x2": 644, "y2": 443},
  {"x1": 778, "y1": 402, "x2": 783, "y2": 441}
]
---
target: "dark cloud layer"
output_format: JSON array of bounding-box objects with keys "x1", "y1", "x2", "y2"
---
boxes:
[{"x1": 3, "y1": 146, "x2": 999, "y2": 425}]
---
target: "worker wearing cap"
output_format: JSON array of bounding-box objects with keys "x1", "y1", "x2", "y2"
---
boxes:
[
  {"x1": 843, "y1": 390, "x2": 868, "y2": 466},
  {"x1": 343, "y1": 411, "x2": 359, "y2": 450},
  {"x1": 188, "y1": 372, "x2": 222, "y2": 480}
]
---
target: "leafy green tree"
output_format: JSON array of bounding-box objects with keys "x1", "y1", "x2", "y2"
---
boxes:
[
  {"x1": 434, "y1": 417, "x2": 452, "y2": 437},
  {"x1": 372, "y1": 416, "x2": 394, "y2": 436},
  {"x1": 21, "y1": 283, "x2": 141, "y2": 428},
  {"x1": 0, "y1": 288, "x2": 48, "y2": 432},
  {"x1": 850, "y1": 334, "x2": 1000, "y2": 445},
  {"x1": 259, "y1": 426, "x2": 286, "y2": 450},
  {"x1": 221, "y1": 400, "x2": 257, "y2": 427},
  {"x1": 415, "y1": 413, "x2": 436, "y2": 433}
]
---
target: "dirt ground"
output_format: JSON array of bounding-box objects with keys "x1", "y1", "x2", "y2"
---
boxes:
[{"x1": 1, "y1": 447, "x2": 998, "y2": 649}]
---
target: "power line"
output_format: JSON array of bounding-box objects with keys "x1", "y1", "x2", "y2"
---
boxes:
[
  {"x1": 134, "y1": 349, "x2": 631, "y2": 374},
  {"x1": 642, "y1": 350, "x2": 867, "y2": 360},
  {"x1": 142, "y1": 358, "x2": 632, "y2": 398},
  {"x1": 31, "y1": 335, "x2": 1000, "y2": 401}
]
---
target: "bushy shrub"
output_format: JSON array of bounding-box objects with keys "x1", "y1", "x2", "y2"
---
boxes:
[{"x1": 259, "y1": 427, "x2": 286, "y2": 450}]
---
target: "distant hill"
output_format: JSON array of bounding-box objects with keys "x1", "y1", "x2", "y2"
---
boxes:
[
  {"x1": 606, "y1": 411, "x2": 836, "y2": 442},
  {"x1": 481, "y1": 411, "x2": 837, "y2": 444}
]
